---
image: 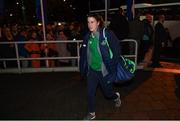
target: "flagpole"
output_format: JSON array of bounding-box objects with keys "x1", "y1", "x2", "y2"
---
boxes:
[
  {"x1": 132, "y1": 0, "x2": 135, "y2": 19},
  {"x1": 40, "y1": 0, "x2": 49, "y2": 67},
  {"x1": 127, "y1": 0, "x2": 135, "y2": 21},
  {"x1": 105, "y1": 0, "x2": 107, "y2": 27}
]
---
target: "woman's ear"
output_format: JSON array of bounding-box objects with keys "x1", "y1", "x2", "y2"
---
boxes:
[{"x1": 97, "y1": 21, "x2": 100, "y2": 26}]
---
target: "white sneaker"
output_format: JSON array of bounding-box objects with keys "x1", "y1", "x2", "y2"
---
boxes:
[
  {"x1": 83, "y1": 112, "x2": 96, "y2": 120},
  {"x1": 114, "y1": 92, "x2": 121, "y2": 107}
]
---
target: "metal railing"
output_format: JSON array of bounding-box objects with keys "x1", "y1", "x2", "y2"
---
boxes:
[
  {"x1": 0, "y1": 39, "x2": 138, "y2": 73},
  {"x1": 122, "y1": 39, "x2": 138, "y2": 67}
]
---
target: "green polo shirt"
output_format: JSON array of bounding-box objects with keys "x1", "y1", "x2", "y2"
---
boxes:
[{"x1": 88, "y1": 35, "x2": 102, "y2": 71}]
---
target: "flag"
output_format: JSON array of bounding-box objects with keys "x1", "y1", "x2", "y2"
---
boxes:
[
  {"x1": 36, "y1": 0, "x2": 41, "y2": 21},
  {"x1": 126, "y1": 0, "x2": 135, "y2": 21},
  {"x1": 0, "y1": 0, "x2": 4, "y2": 17},
  {"x1": 0, "y1": 0, "x2": 4, "y2": 25},
  {"x1": 36, "y1": 0, "x2": 47, "y2": 22}
]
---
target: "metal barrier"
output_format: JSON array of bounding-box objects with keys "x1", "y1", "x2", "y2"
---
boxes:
[
  {"x1": 122, "y1": 39, "x2": 138, "y2": 67},
  {"x1": 0, "y1": 39, "x2": 138, "y2": 73}
]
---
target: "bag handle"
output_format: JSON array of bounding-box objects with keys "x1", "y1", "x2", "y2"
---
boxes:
[{"x1": 120, "y1": 56, "x2": 136, "y2": 73}]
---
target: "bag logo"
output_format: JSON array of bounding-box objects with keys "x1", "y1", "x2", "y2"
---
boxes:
[{"x1": 101, "y1": 40, "x2": 107, "y2": 45}]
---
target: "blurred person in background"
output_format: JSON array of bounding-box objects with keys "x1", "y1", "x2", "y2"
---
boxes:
[
  {"x1": 1, "y1": 27, "x2": 16, "y2": 68},
  {"x1": 128, "y1": 12, "x2": 144, "y2": 61},
  {"x1": 25, "y1": 31, "x2": 41, "y2": 68},
  {"x1": 56, "y1": 30, "x2": 70, "y2": 66},
  {"x1": 151, "y1": 14, "x2": 166, "y2": 67},
  {"x1": 41, "y1": 30, "x2": 58, "y2": 67},
  {"x1": 66, "y1": 22, "x2": 82, "y2": 66},
  {"x1": 17, "y1": 28, "x2": 29, "y2": 68},
  {"x1": 109, "y1": 7, "x2": 129, "y2": 55},
  {"x1": 109, "y1": 7, "x2": 129, "y2": 40},
  {"x1": 139, "y1": 14, "x2": 154, "y2": 66}
]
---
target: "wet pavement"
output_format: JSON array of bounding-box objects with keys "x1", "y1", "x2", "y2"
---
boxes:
[{"x1": 0, "y1": 61, "x2": 180, "y2": 120}]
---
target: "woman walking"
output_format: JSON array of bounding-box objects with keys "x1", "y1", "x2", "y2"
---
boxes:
[{"x1": 80, "y1": 14, "x2": 121, "y2": 120}]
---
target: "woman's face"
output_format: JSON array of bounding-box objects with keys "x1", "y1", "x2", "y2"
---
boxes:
[
  {"x1": 32, "y1": 32, "x2": 37, "y2": 39},
  {"x1": 87, "y1": 17, "x2": 99, "y2": 33},
  {"x1": 47, "y1": 33, "x2": 54, "y2": 40},
  {"x1": 59, "y1": 31, "x2": 67, "y2": 40}
]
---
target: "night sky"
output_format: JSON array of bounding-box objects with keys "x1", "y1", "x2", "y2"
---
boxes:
[
  {"x1": 2, "y1": 0, "x2": 89, "y2": 24},
  {"x1": 1, "y1": 0, "x2": 179, "y2": 25}
]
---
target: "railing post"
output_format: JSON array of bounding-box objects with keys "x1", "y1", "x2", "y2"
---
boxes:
[
  {"x1": 121, "y1": 39, "x2": 138, "y2": 68},
  {"x1": 77, "y1": 41, "x2": 80, "y2": 70},
  {"x1": 134, "y1": 40, "x2": 138, "y2": 67},
  {"x1": 15, "y1": 43, "x2": 21, "y2": 73}
]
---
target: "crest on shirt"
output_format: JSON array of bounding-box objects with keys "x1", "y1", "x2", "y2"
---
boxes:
[{"x1": 101, "y1": 40, "x2": 107, "y2": 46}]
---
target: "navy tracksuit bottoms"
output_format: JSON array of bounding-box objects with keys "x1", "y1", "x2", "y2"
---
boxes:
[{"x1": 87, "y1": 68, "x2": 118, "y2": 112}]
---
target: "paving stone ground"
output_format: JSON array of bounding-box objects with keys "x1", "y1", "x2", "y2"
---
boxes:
[{"x1": 0, "y1": 61, "x2": 180, "y2": 120}]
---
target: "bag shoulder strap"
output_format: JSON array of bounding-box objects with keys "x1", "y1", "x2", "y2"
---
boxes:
[
  {"x1": 103, "y1": 28, "x2": 113, "y2": 59},
  {"x1": 103, "y1": 28, "x2": 136, "y2": 73}
]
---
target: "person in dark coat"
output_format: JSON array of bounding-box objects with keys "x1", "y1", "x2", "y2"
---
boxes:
[
  {"x1": 109, "y1": 7, "x2": 129, "y2": 40},
  {"x1": 140, "y1": 18, "x2": 154, "y2": 62},
  {"x1": 80, "y1": 14, "x2": 121, "y2": 120},
  {"x1": 151, "y1": 14, "x2": 166, "y2": 67},
  {"x1": 128, "y1": 13, "x2": 144, "y2": 60}
]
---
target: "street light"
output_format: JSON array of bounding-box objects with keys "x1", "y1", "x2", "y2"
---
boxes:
[{"x1": 9, "y1": 13, "x2": 13, "y2": 17}]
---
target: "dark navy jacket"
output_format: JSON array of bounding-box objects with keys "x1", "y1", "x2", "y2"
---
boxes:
[{"x1": 79, "y1": 28, "x2": 121, "y2": 81}]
